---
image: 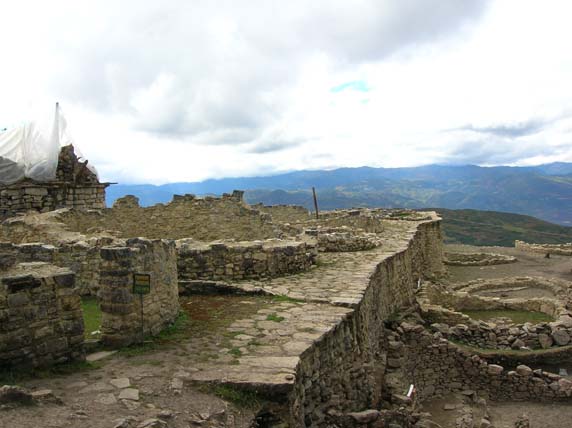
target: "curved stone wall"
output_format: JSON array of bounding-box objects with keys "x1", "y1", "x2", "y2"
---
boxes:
[
  {"x1": 444, "y1": 252, "x2": 517, "y2": 266},
  {"x1": 515, "y1": 240, "x2": 572, "y2": 256},
  {"x1": 176, "y1": 239, "x2": 317, "y2": 283}
]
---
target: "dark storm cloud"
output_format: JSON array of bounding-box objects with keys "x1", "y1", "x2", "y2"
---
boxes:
[{"x1": 49, "y1": 0, "x2": 491, "y2": 145}]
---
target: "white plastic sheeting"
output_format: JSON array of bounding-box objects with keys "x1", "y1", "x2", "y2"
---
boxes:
[{"x1": 0, "y1": 104, "x2": 82, "y2": 185}]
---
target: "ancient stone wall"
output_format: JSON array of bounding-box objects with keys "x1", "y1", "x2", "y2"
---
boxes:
[
  {"x1": 99, "y1": 238, "x2": 179, "y2": 347},
  {"x1": 420, "y1": 283, "x2": 572, "y2": 351},
  {"x1": 305, "y1": 227, "x2": 379, "y2": 252},
  {"x1": 289, "y1": 218, "x2": 445, "y2": 426},
  {"x1": 396, "y1": 323, "x2": 572, "y2": 402},
  {"x1": 515, "y1": 240, "x2": 572, "y2": 256},
  {"x1": 0, "y1": 240, "x2": 112, "y2": 296},
  {"x1": 0, "y1": 183, "x2": 107, "y2": 220},
  {"x1": 177, "y1": 239, "x2": 316, "y2": 283},
  {"x1": 0, "y1": 145, "x2": 108, "y2": 219},
  {"x1": 0, "y1": 263, "x2": 84, "y2": 369},
  {"x1": 444, "y1": 252, "x2": 517, "y2": 266},
  {"x1": 254, "y1": 204, "x2": 311, "y2": 224},
  {"x1": 62, "y1": 192, "x2": 279, "y2": 241}
]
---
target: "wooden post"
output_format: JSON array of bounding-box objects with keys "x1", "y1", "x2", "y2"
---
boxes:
[{"x1": 312, "y1": 187, "x2": 319, "y2": 219}]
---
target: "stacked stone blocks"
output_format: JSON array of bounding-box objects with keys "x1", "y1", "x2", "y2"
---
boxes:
[{"x1": 0, "y1": 263, "x2": 84, "y2": 369}]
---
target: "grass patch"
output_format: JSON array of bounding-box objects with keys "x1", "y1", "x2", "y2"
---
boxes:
[
  {"x1": 81, "y1": 297, "x2": 102, "y2": 338},
  {"x1": 210, "y1": 385, "x2": 262, "y2": 408},
  {"x1": 229, "y1": 347, "x2": 243, "y2": 357},
  {"x1": 118, "y1": 311, "x2": 191, "y2": 357},
  {"x1": 271, "y1": 295, "x2": 304, "y2": 304},
  {"x1": 266, "y1": 313, "x2": 285, "y2": 322},
  {"x1": 461, "y1": 309, "x2": 554, "y2": 324}
]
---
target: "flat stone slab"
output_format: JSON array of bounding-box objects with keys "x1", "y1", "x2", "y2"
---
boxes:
[
  {"x1": 110, "y1": 378, "x2": 131, "y2": 389},
  {"x1": 86, "y1": 350, "x2": 117, "y2": 362},
  {"x1": 118, "y1": 388, "x2": 139, "y2": 401}
]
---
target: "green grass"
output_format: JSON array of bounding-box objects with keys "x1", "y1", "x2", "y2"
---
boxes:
[
  {"x1": 208, "y1": 385, "x2": 262, "y2": 408},
  {"x1": 118, "y1": 311, "x2": 191, "y2": 357},
  {"x1": 81, "y1": 297, "x2": 102, "y2": 338},
  {"x1": 461, "y1": 309, "x2": 554, "y2": 324},
  {"x1": 271, "y1": 295, "x2": 304, "y2": 304},
  {"x1": 436, "y1": 208, "x2": 572, "y2": 247},
  {"x1": 266, "y1": 313, "x2": 285, "y2": 322},
  {"x1": 228, "y1": 347, "x2": 243, "y2": 357}
]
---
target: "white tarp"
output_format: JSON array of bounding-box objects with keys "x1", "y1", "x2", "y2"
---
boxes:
[{"x1": 0, "y1": 103, "x2": 86, "y2": 185}]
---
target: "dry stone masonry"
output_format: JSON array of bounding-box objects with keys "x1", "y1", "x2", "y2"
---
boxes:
[
  {"x1": 0, "y1": 145, "x2": 109, "y2": 219},
  {"x1": 99, "y1": 238, "x2": 179, "y2": 347},
  {"x1": 0, "y1": 261, "x2": 84, "y2": 369},
  {"x1": 515, "y1": 240, "x2": 572, "y2": 256},
  {"x1": 176, "y1": 239, "x2": 317, "y2": 284}
]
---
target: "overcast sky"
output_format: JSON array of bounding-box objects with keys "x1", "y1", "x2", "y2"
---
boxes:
[{"x1": 1, "y1": 0, "x2": 572, "y2": 184}]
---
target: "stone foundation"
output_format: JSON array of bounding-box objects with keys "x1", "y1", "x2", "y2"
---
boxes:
[
  {"x1": 444, "y1": 252, "x2": 517, "y2": 266},
  {"x1": 176, "y1": 239, "x2": 317, "y2": 283},
  {"x1": 0, "y1": 262, "x2": 84, "y2": 369},
  {"x1": 420, "y1": 282, "x2": 572, "y2": 350},
  {"x1": 515, "y1": 240, "x2": 572, "y2": 256},
  {"x1": 306, "y1": 227, "x2": 379, "y2": 252},
  {"x1": 395, "y1": 323, "x2": 572, "y2": 402},
  {"x1": 99, "y1": 238, "x2": 179, "y2": 347}
]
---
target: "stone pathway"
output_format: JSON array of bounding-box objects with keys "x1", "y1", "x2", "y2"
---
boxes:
[{"x1": 185, "y1": 220, "x2": 425, "y2": 388}]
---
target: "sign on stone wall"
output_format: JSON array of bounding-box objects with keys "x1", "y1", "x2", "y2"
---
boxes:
[{"x1": 133, "y1": 273, "x2": 151, "y2": 294}]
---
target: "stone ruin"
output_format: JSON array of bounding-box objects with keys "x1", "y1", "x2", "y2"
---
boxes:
[
  {"x1": 0, "y1": 145, "x2": 110, "y2": 220},
  {"x1": 1, "y1": 180, "x2": 572, "y2": 427},
  {"x1": 515, "y1": 240, "x2": 572, "y2": 256}
]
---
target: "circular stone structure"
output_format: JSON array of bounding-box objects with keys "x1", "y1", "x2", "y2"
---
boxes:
[{"x1": 444, "y1": 252, "x2": 517, "y2": 266}]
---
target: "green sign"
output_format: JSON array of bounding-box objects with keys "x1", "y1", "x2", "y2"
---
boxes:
[{"x1": 133, "y1": 273, "x2": 151, "y2": 294}]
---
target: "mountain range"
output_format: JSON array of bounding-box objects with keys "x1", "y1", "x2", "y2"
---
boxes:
[{"x1": 106, "y1": 162, "x2": 572, "y2": 226}]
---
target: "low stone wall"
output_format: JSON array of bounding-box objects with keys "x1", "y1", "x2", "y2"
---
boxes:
[
  {"x1": 0, "y1": 145, "x2": 109, "y2": 220},
  {"x1": 444, "y1": 252, "x2": 517, "y2": 266},
  {"x1": 99, "y1": 238, "x2": 179, "y2": 347},
  {"x1": 0, "y1": 183, "x2": 108, "y2": 220},
  {"x1": 316, "y1": 210, "x2": 385, "y2": 234},
  {"x1": 0, "y1": 240, "x2": 112, "y2": 296},
  {"x1": 420, "y1": 283, "x2": 572, "y2": 351},
  {"x1": 515, "y1": 240, "x2": 572, "y2": 256},
  {"x1": 253, "y1": 204, "x2": 311, "y2": 224},
  {"x1": 305, "y1": 227, "x2": 379, "y2": 252},
  {"x1": 395, "y1": 322, "x2": 572, "y2": 402},
  {"x1": 0, "y1": 263, "x2": 84, "y2": 369},
  {"x1": 60, "y1": 192, "x2": 280, "y2": 242},
  {"x1": 176, "y1": 239, "x2": 317, "y2": 284},
  {"x1": 288, "y1": 216, "x2": 445, "y2": 427}
]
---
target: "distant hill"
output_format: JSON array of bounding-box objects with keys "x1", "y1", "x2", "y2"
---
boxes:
[
  {"x1": 106, "y1": 162, "x2": 572, "y2": 225},
  {"x1": 435, "y1": 208, "x2": 572, "y2": 247}
]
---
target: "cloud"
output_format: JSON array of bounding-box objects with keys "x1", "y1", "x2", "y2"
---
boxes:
[
  {"x1": 331, "y1": 81, "x2": 370, "y2": 93},
  {"x1": 17, "y1": 0, "x2": 489, "y2": 144},
  {"x1": 456, "y1": 118, "x2": 551, "y2": 138}
]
